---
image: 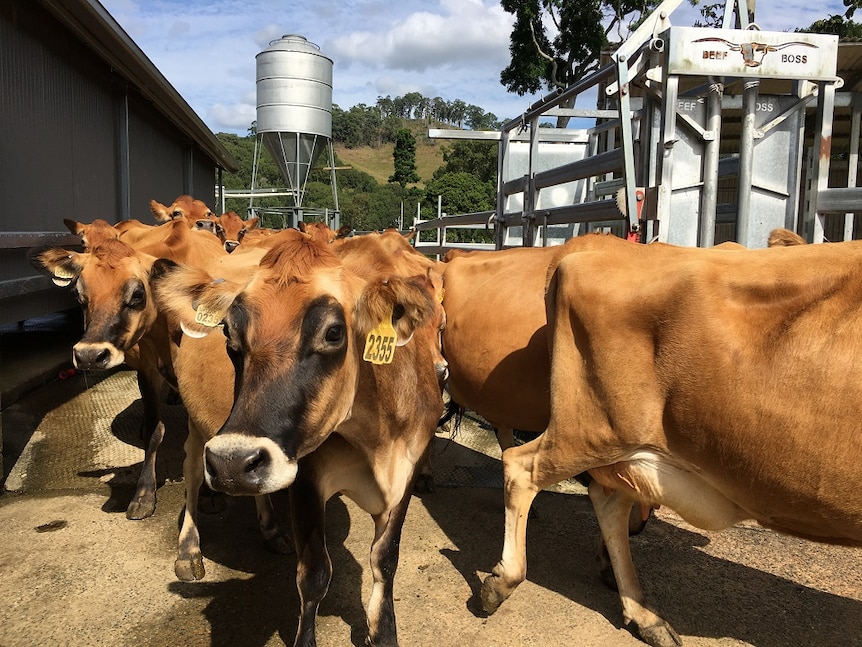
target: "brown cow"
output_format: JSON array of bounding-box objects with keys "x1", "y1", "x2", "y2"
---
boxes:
[
  {"x1": 439, "y1": 238, "x2": 649, "y2": 557},
  {"x1": 30, "y1": 238, "x2": 172, "y2": 519},
  {"x1": 202, "y1": 211, "x2": 271, "y2": 253},
  {"x1": 63, "y1": 218, "x2": 120, "y2": 248},
  {"x1": 767, "y1": 227, "x2": 807, "y2": 247},
  {"x1": 29, "y1": 220, "x2": 229, "y2": 519},
  {"x1": 299, "y1": 220, "x2": 354, "y2": 242},
  {"x1": 151, "y1": 229, "x2": 444, "y2": 646},
  {"x1": 149, "y1": 194, "x2": 214, "y2": 225},
  {"x1": 480, "y1": 234, "x2": 862, "y2": 646}
]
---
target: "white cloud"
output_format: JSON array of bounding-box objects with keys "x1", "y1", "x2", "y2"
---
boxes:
[
  {"x1": 328, "y1": 0, "x2": 513, "y2": 71},
  {"x1": 99, "y1": 0, "x2": 851, "y2": 136},
  {"x1": 208, "y1": 103, "x2": 257, "y2": 131}
]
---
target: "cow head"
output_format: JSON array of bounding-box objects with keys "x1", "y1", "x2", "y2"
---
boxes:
[
  {"x1": 64, "y1": 218, "x2": 120, "y2": 249},
  {"x1": 29, "y1": 239, "x2": 158, "y2": 370},
  {"x1": 149, "y1": 195, "x2": 214, "y2": 225},
  {"x1": 212, "y1": 211, "x2": 259, "y2": 253},
  {"x1": 151, "y1": 230, "x2": 438, "y2": 495}
]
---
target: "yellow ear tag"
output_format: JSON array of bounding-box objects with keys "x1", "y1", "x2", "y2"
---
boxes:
[
  {"x1": 194, "y1": 304, "x2": 222, "y2": 327},
  {"x1": 363, "y1": 307, "x2": 397, "y2": 365}
]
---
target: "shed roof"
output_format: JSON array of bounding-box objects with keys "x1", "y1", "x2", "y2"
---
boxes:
[{"x1": 39, "y1": 0, "x2": 239, "y2": 173}]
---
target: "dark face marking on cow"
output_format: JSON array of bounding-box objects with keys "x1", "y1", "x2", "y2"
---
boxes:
[{"x1": 218, "y1": 294, "x2": 350, "y2": 461}]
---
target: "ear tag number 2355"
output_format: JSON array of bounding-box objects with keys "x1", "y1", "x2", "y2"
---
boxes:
[{"x1": 363, "y1": 310, "x2": 397, "y2": 365}]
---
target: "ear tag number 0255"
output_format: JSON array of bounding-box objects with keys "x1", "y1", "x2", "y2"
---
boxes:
[{"x1": 363, "y1": 310, "x2": 397, "y2": 365}]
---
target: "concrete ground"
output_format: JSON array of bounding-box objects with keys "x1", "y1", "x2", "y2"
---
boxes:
[{"x1": 0, "y1": 331, "x2": 860, "y2": 646}]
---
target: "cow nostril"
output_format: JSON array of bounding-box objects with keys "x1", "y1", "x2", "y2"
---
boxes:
[
  {"x1": 94, "y1": 348, "x2": 110, "y2": 366},
  {"x1": 204, "y1": 448, "x2": 219, "y2": 479},
  {"x1": 244, "y1": 448, "x2": 265, "y2": 474}
]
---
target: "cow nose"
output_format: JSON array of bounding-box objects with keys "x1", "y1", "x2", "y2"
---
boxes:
[
  {"x1": 73, "y1": 344, "x2": 113, "y2": 370},
  {"x1": 204, "y1": 444, "x2": 269, "y2": 494},
  {"x1": 224, "y1": 240, "x2": 239, "y2": 253}
]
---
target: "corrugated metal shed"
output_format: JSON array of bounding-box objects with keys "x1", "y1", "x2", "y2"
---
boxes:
[{"x1": 0, "y1": 0, "x2": 239, "y2": 324}]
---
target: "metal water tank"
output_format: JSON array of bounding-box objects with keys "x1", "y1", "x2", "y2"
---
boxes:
[{"x1": 255, "y1": 35, "x2": 333, "y2": 205}]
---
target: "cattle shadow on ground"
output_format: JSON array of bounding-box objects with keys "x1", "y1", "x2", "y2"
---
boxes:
[
  {"x1": 419, "y1": 438, "x2": 862, "y2": 647},
  {"x1": 1, "y1": 367, "x2": 119, "y2": 484},
  {"x1": 168, "y1": 491, "x2": 372, "y2": 647},
  {"x1": 76, "y1": 394, "x2": 188, "y2": 513}
]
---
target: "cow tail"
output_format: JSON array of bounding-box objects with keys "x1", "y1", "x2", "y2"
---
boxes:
[{"x1": 437, "y1": 398, "x2": 464, "y2": 436}]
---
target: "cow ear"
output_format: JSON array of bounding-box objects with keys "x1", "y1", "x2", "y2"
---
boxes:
[
  {"x1": 245, "y1": 216, "x2": 260, "y2": 230},
  {"x1": 29, "y1": 246, "x2": 84, "y2": 287},
  {"x1": 355, "y1": 275, "x2": 436, "y2": 347},
  {"x1": 151, "y1": 259, "x2": 242, "y2": 338},
  {"x1": 149, "y1": 199, "x2": 171, "y2": 223},
  {"x1": 64, "y1": 219, "x2": 84, "y2": 237}
]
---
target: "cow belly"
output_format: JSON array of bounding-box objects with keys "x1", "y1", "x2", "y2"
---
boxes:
[{"x1": 589, "y1": 450, "x2": 749, "y2": 531}]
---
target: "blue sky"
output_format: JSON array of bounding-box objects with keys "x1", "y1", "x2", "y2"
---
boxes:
[{"x1": 99, "y1": 0, "x2": 850, "y2": 136}]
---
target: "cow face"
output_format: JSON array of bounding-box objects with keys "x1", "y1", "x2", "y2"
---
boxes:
[
  {"x1": 151, "y1": 231, "x2": 438, "y2": 495},
  {"x1": 30, "y1": 240, "x2": 158, "y2": 370},
  {"x1": 149, "y1": 195, "x2": 214, "y2": 225},
  {"x1": 213, "y1": 212, "x2": 259, "y2": 253}
]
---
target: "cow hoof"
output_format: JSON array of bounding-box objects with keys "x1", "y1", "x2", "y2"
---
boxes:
[
  {"x1": 479, "y1": 576, "x2": 506, "y2": 615},
  {"x1": 125, "y1": 497, "x2": 156, "y2": 520},
  {"x1": 413, "y1": 474, "x2": 435, "y2": 494},
  {"x1": 174, "y1": 556, "x2": 205, "y2": 581},
  {"x1": 639, "y1": 620, "x2": 683, "y2": 647}
]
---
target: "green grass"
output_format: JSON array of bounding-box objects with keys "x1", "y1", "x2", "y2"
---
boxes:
[{"x1": 334, "y1": 136, "x2": 447, "y2": 187}]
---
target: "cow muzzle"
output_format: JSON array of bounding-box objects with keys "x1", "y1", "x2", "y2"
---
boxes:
[
  {"x1": 72, "y1": 341, "x2": 124, "y2": 370},
  {"x1": 203, "y1": 434, "x2": 298, "y2": 495}
]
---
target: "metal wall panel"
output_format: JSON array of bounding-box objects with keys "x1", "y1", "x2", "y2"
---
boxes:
[
  {"x1": 128, "y1": 100, "x2": 187, "y2": 219},
  {"x1": 1, "y1": 1, "x2": 222, "y2": 323},
  {"x1": 1, "y1": 2, "x2": 117, "y2": 232}
]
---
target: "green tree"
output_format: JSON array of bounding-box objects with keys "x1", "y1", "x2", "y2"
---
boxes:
[
  {"x1": 389, "y1": 128, "x2": 420, "y2": 188},
  {"x1": 801, "y1": 12, "x2": 862, "y2": 38},
  {"x1": 500, "y1": 0, "x2": 653, "y2": 126},
  {"x1": 424, "y1": 171, "x2": 495, "y2": 215},
  {"x1": 432, "y1": 140, "x2": 498, "y2": 185}
]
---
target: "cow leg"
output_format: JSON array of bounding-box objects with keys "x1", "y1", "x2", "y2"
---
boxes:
[
  {"x1": 589, "y1": 481, "x2": 681, "y2": 647},
  {"x1": 494, "y1": 426, "x2": 515, "y2": 451},
  {"x1": 365, "y1": 485, "x2": 414, "y2": 647},
  {"x1": 254, "y1": 494, "x2": 293, "y2": 555},
  {"x1": 413, "y1": 454, "x2": 435, "y2": 494},
  {"x1": 126, "y1": 368, "x2": 164, "y2": 520},
  {"x1": 480, "y1": 441, "x2": 543, "y2": 614},
  {"x1": 290, "y1": 477, "x2": 330, "y2": 647},
  {"x1": 175, "y1": 422, "x2": 206, "y2": 581},
  {"x1": 127, "y1": 420, "x2": 165, "y2": 519}
]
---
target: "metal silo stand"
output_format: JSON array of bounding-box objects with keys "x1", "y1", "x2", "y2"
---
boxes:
[{"x1": 250, "y1": 35, "x2": 339, "y2": 229}]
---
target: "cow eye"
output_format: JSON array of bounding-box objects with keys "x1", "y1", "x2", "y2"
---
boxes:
[
  {"x1": 324, "y1": 324, "x2": 344, "y2": 344},
  {"x1": 127, "y1": 286, "x2": 146, "y2": 308},
  {"x1": 238, "y1": 229, "x2": 247, "y2": 241}
]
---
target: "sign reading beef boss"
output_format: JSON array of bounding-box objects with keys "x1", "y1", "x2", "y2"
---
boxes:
[{"x1": 665, "y1": 26, "x2": 838, "y2": 81}]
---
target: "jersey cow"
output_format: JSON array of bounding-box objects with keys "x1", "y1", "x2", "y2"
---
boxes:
[
  {"x1": 480, "y1": 234, "x2": 862, "y2": 646},
  {"x1": 29, "y1": 219, "x2": 228, "y2": 519},
  {"x1": 192, "y1": 211, "x2": 270, "y2": 253},
  {"x1": 149, "y1": 194, "x2": 214, "y2": 225},
  {"x1": 151, "y1": 229, "x2": 444, "y2": 646}
]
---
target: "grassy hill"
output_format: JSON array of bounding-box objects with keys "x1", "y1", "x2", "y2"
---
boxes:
[
  {"x1": 334, "y1": 121, "x2": 448, "y2": 187},
  {"x1": 334, "y1": 141, "x2": 445, "y2": 187}
]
